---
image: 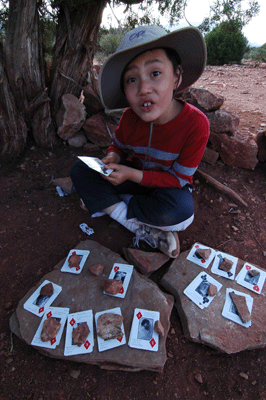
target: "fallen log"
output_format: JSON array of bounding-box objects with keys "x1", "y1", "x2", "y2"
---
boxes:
[{"x1": 195, "y1": 169, "x2": 248, "y2": 208}]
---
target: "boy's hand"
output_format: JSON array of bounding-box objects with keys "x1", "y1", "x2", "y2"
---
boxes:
[
  {"x1": 103, "y1": 164, "x2": 143, "y2": 186},
  {"x1": 102, "y1": 152, "x2": 120, "y2": 165}
]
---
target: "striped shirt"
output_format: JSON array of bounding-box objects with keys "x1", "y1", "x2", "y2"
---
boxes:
[{"x1": 107, "y1": 100, "x2": 210, "y2": 188}]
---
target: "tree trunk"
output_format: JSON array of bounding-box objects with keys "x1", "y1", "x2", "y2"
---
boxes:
[
  {"x1": 5, "y1": 0, "x2": 56, "y2": 148},
  {"x1": 49, "y1": 0, "x2": 108, "y2": 116},
  {"x1": 0, "y1": 42, "x2": 27, "y2": 162}
]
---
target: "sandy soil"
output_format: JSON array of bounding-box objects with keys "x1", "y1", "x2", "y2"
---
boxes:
[{"x1": 0, "y1": 64, "x2": 266, "y2": 400}]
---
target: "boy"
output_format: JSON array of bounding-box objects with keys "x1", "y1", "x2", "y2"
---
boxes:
[{"x1": 70, "y1": 25, "x2": 209, "y2": 258}]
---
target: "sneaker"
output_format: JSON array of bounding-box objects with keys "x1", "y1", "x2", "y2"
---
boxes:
[
  {"x1": 133, "y1": 225, "x2": 180, "y2": 258},
  {"x1": 80, "y1": 199, "x2": 88, "y2": 212}
]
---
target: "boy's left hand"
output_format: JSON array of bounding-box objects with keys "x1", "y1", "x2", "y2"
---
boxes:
[{"x1": 102, "y1": 163, "x2": 143, "y2": 185}]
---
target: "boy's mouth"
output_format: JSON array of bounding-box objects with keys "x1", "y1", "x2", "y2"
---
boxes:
[{"x1": 141, "y1": 101, "x2": 153, "y2": 110}]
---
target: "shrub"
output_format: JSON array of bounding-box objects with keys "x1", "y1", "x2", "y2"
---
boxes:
[
  {"x1": 244, "y1": 44, "x2": 266, "y2": 62},
  {"x1": 205, "y1": 20, "x2": 249, "y2": 65}
]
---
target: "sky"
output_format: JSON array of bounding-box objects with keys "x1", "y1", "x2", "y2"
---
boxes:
[{"x1": 101, "y1": 0, "x2": 266, "y2": 47}]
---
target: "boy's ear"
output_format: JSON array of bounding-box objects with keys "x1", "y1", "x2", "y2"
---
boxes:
[{"x1": 174, "y1": 69, "x2": 182, "y2": 90}]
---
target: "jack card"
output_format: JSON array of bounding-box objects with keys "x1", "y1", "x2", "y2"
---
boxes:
[
  {"x1": 61, "y1": 249, "x2": 90, "y2": 274},
  {"x1": 64, "y1": 310, "x2": 94, "y2": 356},
  {"x1": 186, "y1": 243, "x2": 216, "y2": 269},
  {"x1": 128, "y1": 308, "x2": 160, "y2": 352},
  {"x1": 211, "y1": 251, "x2": 238, "y2": 280},
  {"x1": 183, "y1": 272, "x2": 223, "y2": 309},
  {"x1": 222, "y1": 288, "x2": 253, "y2": 328},
  {"x1": 23, "y1": 280, "x2": 62, "y2": 317},
  {"x1": 236, "y1": 263, "x2": 266, "y2": 294},
  {"x1": 103, "y1": 263, "x2": 134, "y2": 299},
  {"x1": 95, "y1": 307, "x2": 126, "y2": 352},
  {"x1": 31, "y1": 306, "x2": 69, "y2": 349},
  {"x1": 78, "y1": 156, "x2": 113, "y2": 176}
]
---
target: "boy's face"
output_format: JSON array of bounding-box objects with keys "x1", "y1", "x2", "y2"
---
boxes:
[{"x1": 123, "y1": 48, "x2": 180, "y2": 125}]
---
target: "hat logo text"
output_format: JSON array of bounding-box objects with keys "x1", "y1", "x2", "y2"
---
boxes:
[{"x1": 129, "y1": 30, "x2": 145, "y2": 41}]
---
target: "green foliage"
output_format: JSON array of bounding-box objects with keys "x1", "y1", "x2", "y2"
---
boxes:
[
  {"x1": 243, "y1": 44, "x2": 266, "y2": 63},
  {"x1": 0, "y1": 0, "x2": 9, "y2": 43},
  {"x1": 205, "y1": 20, "x2": 248, "y2": 65}
]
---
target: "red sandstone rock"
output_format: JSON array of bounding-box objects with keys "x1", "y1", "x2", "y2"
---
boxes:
[
  {"x1": 97, "y1": 313, "x2": 123, "y2": 340},
  {"x1": 102, "y1": 279, "x2": 122, "y2": 295},
  {"x1": 89, "y1": 263, "x2": 104, "y2": 276},
  {"x1": 219, "y1": 257, "x2": 233, "y2": 272},
  {"x1": 207, "y1": 284, "x2": 218, "y2": 297},
  {"x1": 56, "y1": 94, "x2": 86, "y2": 140},
  {"x1": 41, "y1": 317, "x2": 61, "y2": 342},
  {"x1": 40, "y1": 283, "x2": 53, "y2": 296},
  {"x1": 154, "y1": 320, "x2": 165, "y2": 337},
  {"x1": 195, "y1": 248, "x2": 212, "y2": 260},
  {"x1": 249, "y1": 269, "x2": 260, "y2": 277},
  {"x1": 72, "y1": 322, "x2": 90, "y2": 346},
  {"x1": 229, "y1": 292, "x2": 251, "y2": 324},
  {"x1": 182, "y1": 87, "x2": 224, "y2": 111},
  {"x1": 123, "y1": 247, "x2": 169, "y2": 276},
  {"x1": 68, "y1": 254, "x2": 81, "y2": 268}
]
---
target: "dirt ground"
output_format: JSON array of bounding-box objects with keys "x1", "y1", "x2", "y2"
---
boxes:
[{"x1": 1, "y1": 64, "x2": 266, "y2": 400}]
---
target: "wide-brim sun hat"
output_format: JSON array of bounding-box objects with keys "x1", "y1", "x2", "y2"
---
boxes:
[{"x1": 99, "y1": 25, "x2": 207, "y2": 110}]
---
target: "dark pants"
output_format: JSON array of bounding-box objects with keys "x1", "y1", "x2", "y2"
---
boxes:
[{"x1": 70, "y1": 160, "x2": 194, "y2": 227}]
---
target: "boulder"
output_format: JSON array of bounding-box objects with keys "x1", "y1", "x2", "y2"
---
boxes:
[
  {"x1": 83, "y1": 112, "x2": 117, "y2": 147},
  {"x1": 201, "y1": 147, "x2": 219, "y2": 165},
  {"x1": 68, "y1": 132, "x2": 87, "y2": 148},
  {"x1": 160, "y1": 247, "x2": 266, "y2": 354},
  {"x1": 182, "y1": 87, "x2": 224, "y2": 111},
  {"x1": 205, "y1": 109, "x2": 239, "y2": 134},
  {"x1": 10, "y1": 240, "x2": 174, "y2": 372},
  {"x1": 123, "y1": 248, "x2": 169, "y2": 276},
  {"x1": 56, "y1": 94, "x2": 87, "y2": 140},
  {"x1": 82, "y1": 84, "x2": 103, "y2": 116},
  {"x1": 256, "y1": 131, "x2": 266, "y2": 162}
]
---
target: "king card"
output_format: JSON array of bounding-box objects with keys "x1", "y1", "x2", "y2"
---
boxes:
[
  {"x1": 61, "y1": 249, "x2": 90, "y2": 274},
  {"x1": 64, "y1": 310, "x2": 94, "y2": 356},
  {"x1": 183, "y1": 272, "x2": 223, "y2": 309},
  {"x1": 103, "y1": 263, "x2": 134, "y2": 299},
  {"x1": 95, "y1": 307, "x2": 126, "y2": 352},
  {"x1": 211, "y1": 251, "x2": 238, "y2": 280},
  {"x1": 23, "y1": 280, "x2": 62, "y2": 317},
  {"x1": 236, "y1": 263, "x2": 266, "y2": 294},
  {"x1": 31, "y1": 306, "x2": 69, "y2": 349},
  {"x1": 222, "y1": 288, "x2": 253, "y2": 328},
  {"x1": 128, "y1": 308, "x2": 160, "y2": 352},
  {"x1": 186, "y1": 243, "x2": 216, "y2": 269},
  {"x1": 78, "y1": 156, "x2": 113, "y2": 176}
]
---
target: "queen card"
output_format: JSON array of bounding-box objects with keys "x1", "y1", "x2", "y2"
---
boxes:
[
  {"x1": 61, "y1": 249, "x2": 90, "y2": 274},
  {"x1": 128, "y1": 308, "x2": 160, "y2": 352},
  {"x1": 236, "y1": 263, "x2": 266, "y2": 294},
  {"x1": 186, "y1": 243, "x2": 216, "y2": 269},
  {"x1": 64, "y1": 310, "x2": 94, "y2": 356},
  {"x1": 95, "y1": 307, "x2": 126, "y2": 352},
  {"x1": 23, "y1": 280, "x2": 62, "y2": 317},
  {"x1": 183, "y1": 272, "x2": 222, "y2": 309},
  {"x1": 103, "y1": 263, "x2": 134, "y2": 299},
  {"x1": 222, "y1": 288, "x2": 253, "y2": 328},
  {"x1": 211, "y1": 251, "x2": 238, "y2": 280}
]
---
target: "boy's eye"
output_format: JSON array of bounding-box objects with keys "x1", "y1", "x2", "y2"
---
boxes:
[
  {"x1": 152, "y1": 70, "x2": 161, "y2": 77},
  {"x1": 126, "y1": 77, "x2": 136, "y2": 83}
]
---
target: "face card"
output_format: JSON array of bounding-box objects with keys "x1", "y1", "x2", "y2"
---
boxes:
[
  {"x1": 222, "y1": 288, "x2": 253, "y2": 328},
  {"x1": 103, "y1": 263, "x2": 134, "y2": 299},
  {"x1": 128, "y1": 308, "x2": 160, "y2": 352},
  {"x1": 31, "y1": 307, "x2": 69, "y2": 349},
  {"x1": 23, "y1": 280, "x2": 62, "y2": 317},
  {"x1": 211, "y1": 251, "x2": 238, "y2": 280},
  {"x1": 235, "y1": 263, "x2": 266, "y2": 294},
  {"x1": 61, "y1": 249, "x2": 90, "y2": 274},
  {"x1": 78, "y1": 156, "x2": 113, "y2": 176},
  {"x1": 183, "y1": 272, "x2": 223, "y2": 309},
  {"x1": 95, "y1": 307, "x2": 126, "y2": 352},
  {"x1": 186, "y1": 243, "x2": 216, "y2": 269},
  {"x1": 64, "y1": 310, "x2": 94, "y2": 356}
]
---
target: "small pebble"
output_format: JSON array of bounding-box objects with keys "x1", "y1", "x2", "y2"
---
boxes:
[
  {"x1": 4, "y1": 302, "x2": 12, "y2": 310},
  {"x1": 195, "y1": 373, "x2": 203, "y2": 384},
  {"x1": 239, "y1": 372, "x2": 249, "y2": 380},
  {"x1": 70, "y1": 370, "x2": 80, "y2": 379}
]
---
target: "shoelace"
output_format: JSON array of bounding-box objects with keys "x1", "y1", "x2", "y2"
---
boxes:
[{"x1": 133, "y1": 226, "x2": 157, "y2": 249}]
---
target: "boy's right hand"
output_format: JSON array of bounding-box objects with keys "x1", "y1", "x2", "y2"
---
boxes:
[{"x1": 102, "y1": 152, "x2": 120, "y2": 165}]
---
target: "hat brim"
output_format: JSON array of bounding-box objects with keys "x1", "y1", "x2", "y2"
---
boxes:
[{"x1": 99, "y1": 27, "x2": 206, "y2": 110}]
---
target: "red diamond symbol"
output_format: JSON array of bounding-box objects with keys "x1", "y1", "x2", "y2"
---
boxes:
[
  {"x1": 50, "y1": 337, "x2": 56, "y2": 345},
  {"x1": 150, "y1": 338, "x2": 156, "y2": 348},
  {"x1": 136, "y1": 312, "x2": 142, "y2": 320},
  {"x1": 253, "y1": 285, "x2": 259, "y2": 292},
  {"x1": 246, "y1": 265, "x2": 251, "y2": 270},
  {"x1": 47, "y1": 311, "x2": 52, "y2": 318},
  {"x1": 201, "y1": 259, "x2": 205, "y2": 263},
  {"x1": 195, "y1": 245, "x2": 199, "y2": 248},
  {"x1": 70, "y1": 318, "x2": 76, "y2": 326},
  {"x1": 38, "y1": 307, "x2": 44, "y2": 314},
  {"x1": 114, "y1": 266, "x2": 119, "y2": 272},
  {"x1": 84, "y1": 340, "x2": 90, "y2": 349},
  {"x1": 72, "y1": 251, "x2": 76, "y2": 255},
  {"x1": 119, "y1": 287, "x2": 124, "y2": 294},
  {"x1": 76, "y1": 266, "x2": 80, "y2": 271},
  {"x1": 117, "y1": 336, "x2": 123, "y2": 342}
]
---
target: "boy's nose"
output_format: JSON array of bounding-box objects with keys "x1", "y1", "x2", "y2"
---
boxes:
[{"x1": 138, "y1": 78, "x2": 152, "y2": 95}]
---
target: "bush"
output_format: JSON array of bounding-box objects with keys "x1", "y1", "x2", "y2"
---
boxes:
[
  {"x1": 205, "y1": 20, "x2": 248, "y2": 65},
  {"x1": 243, "y1": 44, "x2": 266, "y2": 62}
]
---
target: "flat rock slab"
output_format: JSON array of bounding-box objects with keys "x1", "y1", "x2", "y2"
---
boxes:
[
  {"x1": 160, "y1": 247, "x2": 266, "y2": 354},
  {"x1": 10, "y1": 240, "x2": 174, "y2": 372},
  {"x1": 123, "y1": 247, "x2": 170, "y2": 276}
]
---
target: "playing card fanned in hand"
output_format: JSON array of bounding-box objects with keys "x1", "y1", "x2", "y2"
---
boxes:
[
  {"x1": 23, "y1": 280, "x2": 62, "y2": 317},
  {"x1": 183, "y1": 272, "x2": 223, "y2": 309},
  {"x1": 103, "y1": 263, "x2": 134, "y2": 299},
  {"x1": 31, "y1": 307, "x2": 69, "y2": 349},
  {"x1": 78, "y1": 156, "x2": 113, "y2": 176},
  {"x1": 211, "y1": 251, "x2": 238, "y2": 280},
  {"x1": 186, "y1": 243, "x2": 216, "y2": 269},
  {"x1": 61, "y1": 249, "x2": 90, "y2": 274},
  {"x1": 235, "y1": 263, "x2": 266, "y2": 294},
  {"x1": 64, "y1": 310, "x2": 94, "y2": 356},
  {"x1": 95, "y1": 307, "x2": 126, "y2": 352},
  {"x1": 222, "y1": 288, "x2": 253, "y2": 328},
  {"x1": 128, "y1": 308, "x2": 160, "y2": 352}
]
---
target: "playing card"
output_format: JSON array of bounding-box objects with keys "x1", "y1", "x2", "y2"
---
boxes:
[
  {"x1": 222, "y1": 288, "x2": 253, "y2": 328},
  {"x1": 211, "y1": 251, "x2": 238, "y2": 280},
  {"x1": 61, "y1": 249, "x2": 90, "y2": 274},
  {"x1": 79, "y1": 223, "x2": 94, "y2": 236},
  {"x1": 183, "y1": 272, "x2": 223, "y2": 309},
  {"x1": 31, "y1": 307, "x2": 69, "y2": 349},
  {"x1": 95, "y1": 307, "x2": 126, "y2": 352},
  {"x1": 128, "y1": 308, "x2": 160, "y2": 352},
  {"x1": 23, "y1": 280, "x2": 62, "y2": 317},
  {"x1": 186, "y1": 243, "x2": 216, "y2": 268},
  {"x1": 235, "y1": 263, "x2": 266, "y2": 294},
  {"x1": 64, "y1": 310, "x2": 94, "y2": 356},
  {"x1": 103, "y1": 263, "x2": 134, "y2": 299},
  {"x1": 78, "y1": 156, "x2": 113, "y2": 176}
]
